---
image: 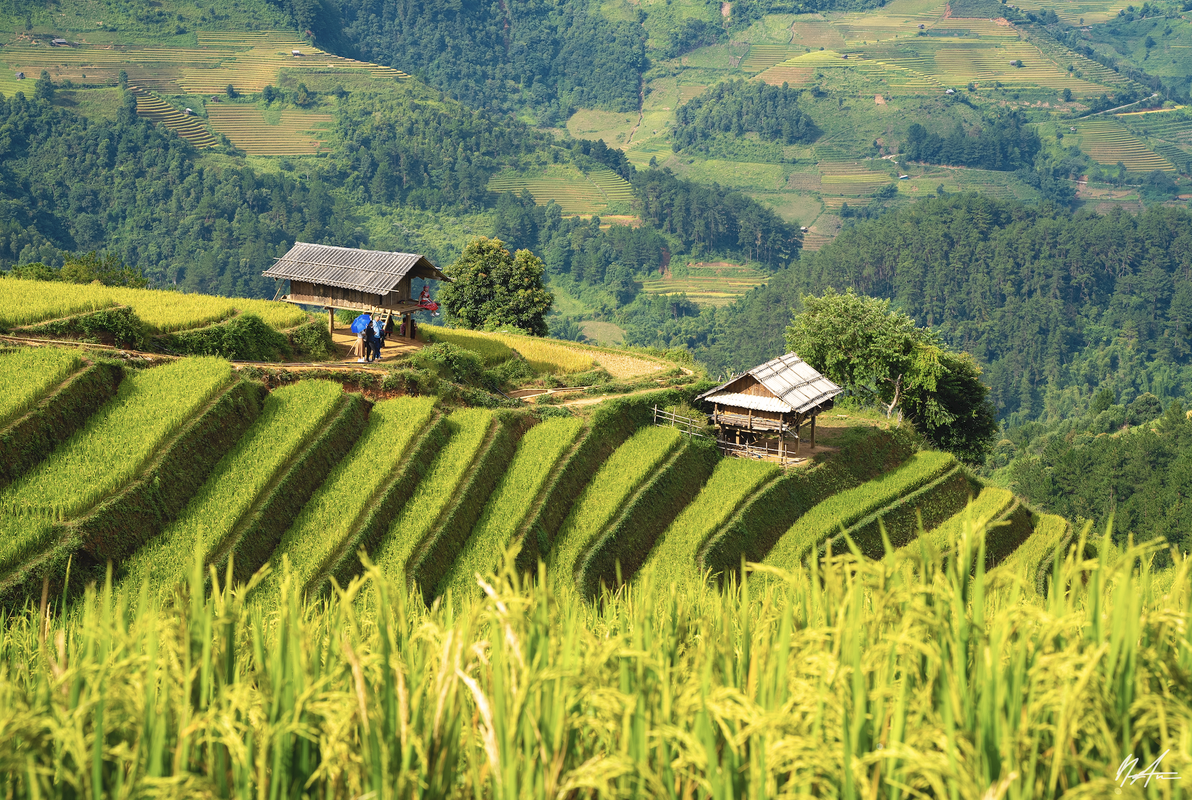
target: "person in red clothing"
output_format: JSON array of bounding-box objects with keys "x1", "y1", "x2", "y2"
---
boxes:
[{"x1": 417, "y1": 284, "x2": 440, "y2": 316}]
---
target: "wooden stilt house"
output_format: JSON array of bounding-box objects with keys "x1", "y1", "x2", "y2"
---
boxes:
[
  {"x1": 262, "y1": 242, "x2": 449, "y2": 338},
  {"x1": 696, "y1": 352, "x2": 842, "y2": 460}
]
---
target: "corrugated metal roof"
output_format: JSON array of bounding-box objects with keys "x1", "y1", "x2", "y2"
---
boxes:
[
  {"x1": 704, "y1": 392, "x2": 792, "y2": 413},
  {"x1": 697, "y1": 352, "x2": 842, "y2": 414},
  {"x1": 262, "y1": 242, "x2": 448, "y2": 295}
]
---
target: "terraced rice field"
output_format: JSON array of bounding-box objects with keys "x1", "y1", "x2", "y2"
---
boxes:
[
  {"x1": 0, "y1": 33, "x2": 407, "y2": 99},
  {"x1": 1010, "y1": 0, "x2": 1127, "y2": 24},
  {"x1": 639, "y1": 261, "x2": 769, "y2": 306},
  {"x1": 819, "y1": 162, "x2": 894, "y2": 193},
  {"x1": 0, "y1": 335, "x2": 1087, "y2": 630},
  {"x1": 1117, "y1": 108, "x2": 1192, "y2": 144},
  {"x1": 131, "y1": 88, "x2": 217, "y2": 147},
  {"x1": 0, "y1": 278, "x2": 308, "y2": 332},
  {"x1": 741, "y1": 44, "x2": 804, "y2": 72},
  {"x1": 207, "y1": 105, "x2": 333, "y2": 154},
  {"x1": 1116, "y1": 109, "x2": 1192, "y2": 171},
  {"x1": 788, "y1": 16, "x2": 850, "y2": 49},
  {"x1": 1070, "y1": 118, "x2": 1175, "y2": 171},
  {"x1": 756, "y1": 51, "x2": 941, "y2": 95},
  {"x1": 488, "y1": 165, "x2": 633, "y2": 214}
]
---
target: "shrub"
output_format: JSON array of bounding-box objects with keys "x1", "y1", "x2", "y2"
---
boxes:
[
  {"x1": 409, "y1": 342, "x2": 486, "y2": 384},
  {"x1": 155, "y1": 313, "x2": 291, "y2": 361},
  {"x1": 17, "y1": 307, "x2": 146, "y2": 349},
  {"x1": 288, "y1": 318, "x2": 336, "y2": 361},
  {"x1": 421, "y1": 327, "x2": 516, "y2": 365}
]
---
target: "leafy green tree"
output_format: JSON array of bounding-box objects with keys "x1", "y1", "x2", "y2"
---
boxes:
[
  {"x1": 34, "y1": 70, "x2": 54, "y2": 102},
  {"x1": 1091, "y1": 386, "x2": 1115, "y2": 414},
  {"x1": 785, "y1": 288, "x2": 997, "y2": 462},
  {"x1": 294, "y1": 82, "x2": 312, "y2": 107},
  {"x1": 438, "y1": 238, "x2": 553, "y2": 336},
  {"x1": 118, "y1": 70, "x2": 128, "y2": 90},
  {"x1": 225, "y1": 84, "x2": 237, "y2": 98},
  {"x1": 262, "y1": 85, "x2": 278, "y2": 103},
  {"x1": 1127, "y1": 392, "x2": 1164, "y2": 426}
]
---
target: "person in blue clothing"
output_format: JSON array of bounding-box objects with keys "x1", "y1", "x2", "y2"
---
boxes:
[{"x1": 370, "y1": 317, "x2": 385, "y2": 362}]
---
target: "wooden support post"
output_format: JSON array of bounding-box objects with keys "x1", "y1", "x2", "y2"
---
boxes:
[
  {"x1": 811, "y1": 414, "x2": 816, "y2": 450},
  {"x1": 326, "y1": 306, "x2": 334, "y2": 335}
]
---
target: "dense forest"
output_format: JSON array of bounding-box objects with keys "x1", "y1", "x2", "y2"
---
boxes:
[
  {"x1": 625, "y1": 195, "x2": 1192, "y2": 426},
  {"x1": 269, "y1": 0, "x2": 647, "y2": 123},
  {"x1": 997, "y1": 394, "x2": 1191, "y2": 556},
  {"x1": 904, "y1": 112, "x2": 1040, "y2": 171},
  {"x1": 0, "y1": 91, "x2": 361, "y2": 297},
  {"x1": 0, "y1": 79, "x2": 796, "y2": 301},
  {"x1": 632, "y1": 170, "x2": 801, "y2": 268},
  {"x1": 672, "y1": 80, "x2": 818, "y2": 154}
]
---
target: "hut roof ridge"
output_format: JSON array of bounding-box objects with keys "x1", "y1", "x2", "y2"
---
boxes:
[
  {"x1": 262, "y1": 242, "x2": 448, "y2": 295},
  {"x1": 697, "y1": 351, "x2": 842, "y2": 414}
]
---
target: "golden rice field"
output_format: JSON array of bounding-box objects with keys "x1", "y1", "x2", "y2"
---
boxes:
[
  {"x1": 756, "y1": 51, "x2": 942, "y2": 95},
  {"x1": 639, "y1": 261, "x2": 769, "y2": 307},
  {"x1": 1071, "y1": 118, "x2": 1177, "y2": 171},
  {"x1": 1010, "y1": 0, "x2": 1128, "y2": 24},
  {"x1": 741, "y1": 44, "x2": 804, "y2": 72},
  {"x1": 0, "y1": 279, "x2": 308, "y2": 332},
  {"x1": 207, "y1": 104, "x2": 333, "y2": 154}
]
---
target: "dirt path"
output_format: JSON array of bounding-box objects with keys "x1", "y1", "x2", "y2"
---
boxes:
[{"x1": 625, "y1": 77, "x2": 646, "y2": 147}]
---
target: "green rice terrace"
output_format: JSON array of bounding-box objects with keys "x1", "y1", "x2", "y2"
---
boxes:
[
  {"x1": 0, "y1": 340, "x2": 1091, "y2": 611},
  {"x1": 0, "y1": 336, "x2": 1188, "y2": 796}
]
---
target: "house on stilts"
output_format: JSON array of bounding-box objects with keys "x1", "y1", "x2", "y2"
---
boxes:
[
  {"x1": 262, "y1": 242, "x2": 449, "y2": 339},
  {"x1": 696, "y1": 352, "x2": 842, "y2": 464}
]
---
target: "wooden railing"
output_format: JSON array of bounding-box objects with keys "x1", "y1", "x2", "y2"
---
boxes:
[
  {"x1": 652, "y1": 405, "x2": 709, "y2": 438},
  {"x1": 652, "y1": 406, "x2": 804, "y2": 466}
]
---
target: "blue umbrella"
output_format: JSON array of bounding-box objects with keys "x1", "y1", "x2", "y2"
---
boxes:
[{"x1": 350, "y1": 314, "x2": 372, "y2": 334}]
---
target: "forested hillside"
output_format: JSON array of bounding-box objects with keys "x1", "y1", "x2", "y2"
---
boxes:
[
  {"x1": 627, "y1": 195, "x2": 1192, "y2": 425},
  {"x1": 0, "y1": 80, "x2": 793, "y2": 300},
  {"x1": 268, "y1": 0, "x2": 647, "y2": 123}
]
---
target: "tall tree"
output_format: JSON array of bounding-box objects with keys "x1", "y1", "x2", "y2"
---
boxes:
[
  {"x1": 438, "y1": 238, "x2": 553, "y2": 336},
  {"x1": 786, "y1": 288, "x2": 997, "y2": 462}
]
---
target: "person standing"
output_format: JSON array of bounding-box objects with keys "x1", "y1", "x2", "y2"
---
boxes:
[
  {"x1": 371, "y1": 317, "x2": 385, "y2": 362},
  {"x1": 355, "y1": 329, "x2": 366, "y2": 363},
  {"x1": 363, "y1": 321, "x2": 376, "y2": 363}
]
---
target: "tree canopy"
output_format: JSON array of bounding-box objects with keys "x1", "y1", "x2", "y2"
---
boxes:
[
  {"x1": 785, "y1": 288, "x2": 998, "y2": 462},
  {"x1": 438, "y1": 238, "x2": 553, "y2": 336}
]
